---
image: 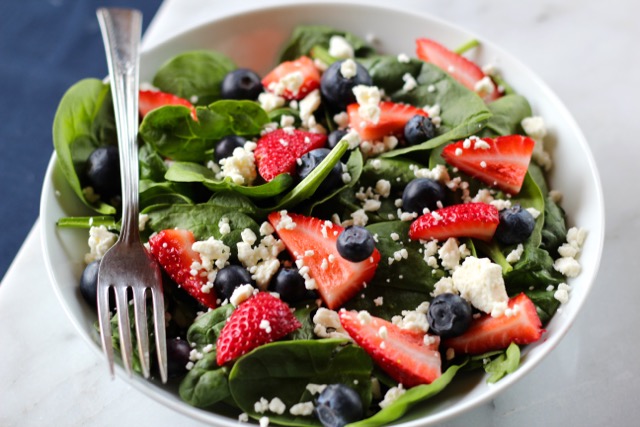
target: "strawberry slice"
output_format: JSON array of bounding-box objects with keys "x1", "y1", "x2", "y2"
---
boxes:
[
  {"x1": 254, "y1": 128, "x2": 327, "y2": 181},
  {"x1": 139, "y1": 89, "x2": 196, "y2": 119},
  {"x1": 216, "y1": 292, "x2": 301, "y2": 365},
  {"x1": 409, "y1": 203, "x2": 499, "y2": 242},
  {"x1": 441, "y1": 135, "x2": 535, "y2": 194},
  {"x1": 443, "y1": 293, "x2": 544, "y2": 355},
  {"x1": 268, "y1": 212, "x2": 380, "y2": 309},
  {"x1": 416, "y1": 38, "x2": 500, "y2": 102},
  {"x1": 340, "y1": 310, "x2": 442, "y2": 386},
  {"x1": 148, "y1": 229, "x2": 217, "y2": 309},
  {"x1": 261, "y1": 56, "x2": 321, "y2": 100},
  {"x1": 347, "y1": 101, "x2": 428, "y2": 142}
]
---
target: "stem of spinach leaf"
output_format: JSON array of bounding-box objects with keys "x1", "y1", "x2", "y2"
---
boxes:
[{"x1": 453, "y1": 39, "x2": 480, "y2": 55}]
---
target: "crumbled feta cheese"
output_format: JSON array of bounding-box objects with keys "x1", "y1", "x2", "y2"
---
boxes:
[
  {"x1": 397, "y1": 53, "x2": 410, "y2": 63},
  {"x1": 138, "y1": 213, "x2": 150, "y2": 232},
  {"x1": 554, "y1": 283, "x2": 571, "y2": 304},
  {"x1": 343, "y1": 130, "x2": 361, "y2": 149},
  {"x1": 306, "y1": 383, "x2": 327, "y2": 395},
  {"x1": 373, "y1": 296, "x2": 384, "y2": 306},
  {"x1": 238, "y1": 413, "x2": 249, "y2": 423},
  {"x1": 451, "y1": 257, "x2": 509, "y2": 316},
  {"x1": 474, "y1": 76, "x2": 495, "y2": 98},
  {"x1": 506, "y1": 244, "x2": 524, "y2": 264},
  {"x1": 254, "y1": 398, "x2": 270, "y2": 414},
  {"x1": 268, "y1": 71, "x2": 304, "y2": 98},
  {"x1": 268, "y1": 397, "x2": 286, "y2": 414},
  {"x1": 192, "y1": 237, "x2": 231, "y2": 272},
  {"x1": 391, "y1": 302, "x2": 430, "y2": 332},
  {"x1": 219, "y1": 146, "x2": 257, "y2": 185},
  {"x1": 379, "y1": 384, "x2": 405, "y2": 408},
  {"x1": 230, "y1": 284, "x2": 255, "y2": 307},
  {"x1": 431, "y1": 277, "x2": 457, "y2": 297},
  {"x1": 526, "y1": 207, "x2": 541, "y2": 219},
  {"x1": 276, "y1": 210, "x2": 297, "y2": 230},
  {"x1": 375, "y1": 179, "x2": 391, "y2": 198},
  {"x1": 259, "y1": 416, "x2": 270, "y2": 427},
  {"x1": 298, "y1": 89, "x2": 321, "y2": 129},
  {"x1": 363, "y1": 199, "x2": 381, "y2": 212},
  {"x1": 340, "y1": 58, "x2": 357, "y2": 79},
  {"x1": 333, "y1": 111, "x2": 349, "y2": 129},
  {"x1": 84, "y1": 225, "x2": 117, "y2": 263},
  {"x1": 553, "y1": 257, "x2": 581, "y2": 277},
  {"x1": 218, "y1": 217, "x2": 231, "y2": 235},
  {"x1": 351, "y1": 209, "x2": 369, "y2": 226},
  {"x1": 357, "y1": 310, "x2": 373, "y2": 325},
  {"x1": 258, "y1": 92, "x2": 285, "y2": 112},
  {"x1": 352, "y1": 85, "x2": 381, "y2": 124},
  {"x1": 289, "y1": 402, "x2": 315, "y2": 416},
  {"x1": 312, "y1": 308, "x2": 352, "y2": 340},
  {"x1": 438, "y1": 238, "x2": 462, "y2": 271},
  {"x1": 328, "y1": 35, "x2": 354, "y2": 59},
  {"x1": 402, "y1": 73, "x2": 418, "y2": 91}
]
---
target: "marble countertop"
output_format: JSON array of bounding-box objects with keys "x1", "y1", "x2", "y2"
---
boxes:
[{"x1": 2, "y1": 0, "x2": 639, "y2": 426}]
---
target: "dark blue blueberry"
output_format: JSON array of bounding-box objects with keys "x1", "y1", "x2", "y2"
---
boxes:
[
  {"x1": 85, "y1": 145, "x2": 120, "y2": 200},
  {"x1": 320, "y1": 60, "x2": 372, "y2": 112},
  {"x1": 427, "y1": 293, "x2": 472, "y2": 338},
  {"x1": 336, "y1": 226, "x2": 375, "y2": 263},
  {"x1": 79, "y1": 260, "x2": 100, "y2": 308},
  {"x1": 215, "y1": 135, "x2": 246, "y2": 163},
  {"x1": 296, "y1": 148, "x2": 343, "y2": 195},
  {"x1": 401, "y1": 178, "x2": 447, "y2": 214},
  {"x1": 221, "y1": 68, "x2": 263, "y2": 100},
  {"x1": 214, "y1": 265, "x2": 255, "y2": 301},
  {"x1": 404, "y1": 115, "x2": 435, "y2": 145},
  {"x1": 315, "y1": 384, "x2": 364, "y2": 427},
  {"x1": 495, "y1": 205, "x2": 536, "y2": 245},
  {"x1": 166, "y1": 338, "x2": 191, "y2": 378},
  {"x1": 268, "y1": 267, "x2": 307, "y2": 303}
]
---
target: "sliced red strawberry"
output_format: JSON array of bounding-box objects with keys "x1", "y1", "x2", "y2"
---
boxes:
[
  {"x1": 409, "y1": 203, "x2": 499, "y2": 242},
  {"x1": 340, "y1": 310, "x2": 441, "y2": 386},
  {"x1": 268, "y1": 212, "x2": 380, "y2": 309},
  {"x1": 441, "y1": 135, "x2": 535, "y2": 194},
  {"x1": 254, "y1": 128, "x2": 327, "y2": 181},
  {"x1": 416, "y1": 38, "x2": 500, "y2": 102},
  {"x1": 216, "y1": 292, "x2": 301, "y2": 365},
  {"x1": 139, "y1": 90, "x2": 196, "y2": 119},
  {"x1": 148, "y1": 229, "x2": 216, "y2": 309},
  {"x1": 347, "y1": 101, "x2": 428, "y2": 142},
  {"x1": 443, "y1": 293, "x2": 543, "y2": 355},
  {"x1": 261, "y1": 56, "x2": 321, "y2": 100}
]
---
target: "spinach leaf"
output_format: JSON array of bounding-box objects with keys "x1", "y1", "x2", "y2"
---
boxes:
[
  {"x1": 356, "y1": 56, "x2": 491, "y2": 156},
  {"x1": 479, "y1": 94, "x2": 532, "y2": 137},
  {"x1": 139, "y1": 179, "x2": 194, "y2": 209},
  {"x1": 152, "y1": 50, "x2": 236, "y2": 106},
  {"x1": 179, "y1": 352, "x2": 231, "y2": 408},
  {"x1": 345, "y1": 221, "x2": 441, "y2": 318},
  {"x1": 229, "y1": 339, "x2": 372, "y2": 426},
  {"x1": 139, "y1": 100, "x2": 269, "y2": 162},
  {"x1": 279, "y1": 25, "x2": 375, "y2": 62},
  {"x1": 144, "y1": 203, "x2": 260, "y2": 254},
  {"x1": 525, "y1": 289, "x2": 562, "y2": 325},
  {"x1": 288, "y1": 303, "x2": 318, "y2": 341},
  {"x1": 165, "y1": 161, "x2": 293, "y2": 199},
  {"x1": 540, "y1": 196, "x2": 567, "y2": 255},
  {"x1": 187, "y1": 304, "x2": 235, "y2": 351},
  {"x1": 52, "y1": 78, "x2": 117, "y2": 214},
  {"x1": 207, "y1": 191, "x2": 260, "y2": 217},
  {"x1": 505, "y1": 246, "x2": 564, "y2": 292},
  {"x1": 483, "y1": 342, "x2": 520, "y2": 383},
  {"x1": 139, "y1": 142, "x2": 169, "y2": 182},
  {"x1": 348, "y1": 363, "x2": 465, "y2": 427}
]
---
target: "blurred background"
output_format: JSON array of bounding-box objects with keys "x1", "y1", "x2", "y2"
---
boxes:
[{"x1": 0, "y1": 0, "x2": 161, "y2": 280}]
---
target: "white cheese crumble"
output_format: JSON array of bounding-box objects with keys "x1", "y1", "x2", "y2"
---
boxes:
[
  {"x1": 402, "y1": 73, "x2": 418, "y2": 91},
  {"x1": 351, "y1": 209, "x2": 369, "y2": 226},
  {"x1": 438, "y1": 238, "x2": 464, "y2": 271},
  {"x1": 230, "y1": 284, "x2": 255, "y2": 307},
  {"x1": 379, "y1": 384, "x2": 406, "y2": 408},
  {"x1": 312, "y1": 308, "x2": 352, "y2": 340},
  {"x1": 329, "y1": 35, "x2": 354, "y2": 59},
  {"x1": 521, "y1": 116, "x2": 552, "y2": 170},
  {"x1": 391, "y1": 302, "x2": 430, "y2": 332},
  {"x1": 289, "y1": 402, "x2": 315, "y2": 416},
  {"x1": 352, "y1": 85, "x2": 381, "y2": 124},
  {"x1": 451, "y1": 257, "x2": 509, "y2": 317},
  {"x1": 276, "y1": 210, "x2": 297, "y2": 230},
  {"x1": 218, "y1": 217, "x2": 231, "y2": 235},
  {"x1": 553, "y1": 227, "x2": 587, "y2": 278},
  {"x1": 84, "y1": 225, "x2": 117, "y2": 263},
  {"x1": 258, "y1": 92, "x2": 285, "y2": 112},
  {"x1": 397, "y1": 53, "x2": 410, "y2": 63},
  {"x1": 474, "y1": 76, "x2": 495, "y2": 98},
  {"x1": 298, "y1": 89, "x2": 321, "y2": 129},
  {"x1": 554, "y1": 283, "x2": 571, "y2": 304},
  {"x1": 333, "y1": 111, "x2": 350, "y2": 129},
  {"x1": 219, "y1": 146, "x2": 257, "y2": 185},
  {"x1": 506, "y1": 244, "x2": 524, "y2": 264},
  {"x1": 237, "y1": 230, "x2": 285, "y2": 290},
  {"x1": 340, "y1": 58, "x2": 358, "y2": 79}
]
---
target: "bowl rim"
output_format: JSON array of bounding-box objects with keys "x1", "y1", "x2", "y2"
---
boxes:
[{"x1": 40, "y1": 1, "x2": 605, "y2": 426}]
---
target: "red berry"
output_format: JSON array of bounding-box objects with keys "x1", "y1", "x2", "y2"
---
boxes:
[
  {"x1": 409, "y1": 202, "x2": 499, "y2": 242},
  {"x1": 347, "y1": 101, "x2": 428, "y2": 142},
  {"x1": 261, "y1": 56, "x2": 321, "y2": 100},
  {"x1": 216, "y1": 292, "x2": 301, "y2": 365},
  {"x1": 254, "y1": 128, "x2": 326, "y2": 182},
  {"x1": 268, "y1": 212, "x2": 380, "y2": 310},
  {"x1": 339, "y1": 310, "x2": 442, "y2": 387},
  {"x1": 148, "y1": 229, "x2": 217, "y2": 309},
  {"x1": 441, "y1": 135, "x2": 535, "y2": 195},
  {"x1": 139, "y1": 90, "x2": 196, "y2": 119}
]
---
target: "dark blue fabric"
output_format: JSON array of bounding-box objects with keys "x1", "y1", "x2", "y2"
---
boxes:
[{"x1": 0, "y1": 0, "x2": 162, "y2": 280}]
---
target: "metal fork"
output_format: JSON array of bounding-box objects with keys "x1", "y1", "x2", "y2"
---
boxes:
[{"x1": 96, "y1": 8, "x2": 167, "y2": 383}]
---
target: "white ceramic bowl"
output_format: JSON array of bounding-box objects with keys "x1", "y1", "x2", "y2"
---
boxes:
[{"x1": 40, "y1": 2, "x2": 605, "y2": 426}]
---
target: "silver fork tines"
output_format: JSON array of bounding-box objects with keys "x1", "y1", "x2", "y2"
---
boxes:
[{"x1": 96, "y1": 8, "x2": 167, "y2": 384}]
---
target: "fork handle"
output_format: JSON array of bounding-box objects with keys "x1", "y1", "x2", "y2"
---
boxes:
[{"x1": 97, "y1": 8, "x2": 142, "y2": 243}]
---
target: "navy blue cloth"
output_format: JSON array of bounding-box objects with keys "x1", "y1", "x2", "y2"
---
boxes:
[{"x1": 0, "y1": 0, "x2": 162, "y2": 280}]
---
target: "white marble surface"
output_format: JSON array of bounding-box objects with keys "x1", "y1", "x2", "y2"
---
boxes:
[{"x1": 2, "y1": 0, "x2": 640, "y2": 426}]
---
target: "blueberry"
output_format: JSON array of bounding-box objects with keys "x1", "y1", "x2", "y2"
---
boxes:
[
  {"x1": 296, "y1": 148, "x2": 343, "y2": 195},
  {"x1": 85, "y1": 145, "x2": 120, "y2": 200},
  {"x1": 214, "y1": 265, "x2": 255, "y2": 301},
  {"x1": 220, "y1": 68, "x2": 263, "y2": 100},
  {"x1": 314, "y1": 384, "x2": 364, "y2": 427},
  {"x1": 404, "y1": 115, "x2": 435, "y2": 145},
  {"x1": 401, "y1": 178, "x2": 447, "y2": 214},
  {"x1": 495, "y1": 205, "x2": 536, "y2": 245},
  {"x1": 166, "y1": 338, "x2": 191, "y2": 378},
  {"x1": 215, "y1": 135, "x2": 246, "y2": 163},
  {"x1": 336, "y1": 226, "x2": 375, "y2": 263},
  {"x1": 268, "y1": 267, "x2": 307, "y2": 303},
  {"x1": 79, "y1": 260, "x2": 100, "y2": 308},
  {"x1": 320, "y1": 60, "x2": 372, "y2": 112},
  {"x1": 427, "y1": 293, "x2": 472, "y2": 338}
]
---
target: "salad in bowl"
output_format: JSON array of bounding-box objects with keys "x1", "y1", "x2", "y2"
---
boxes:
[{"x1": 41, "y1": 3, "x2": 603, "y2": 427}]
